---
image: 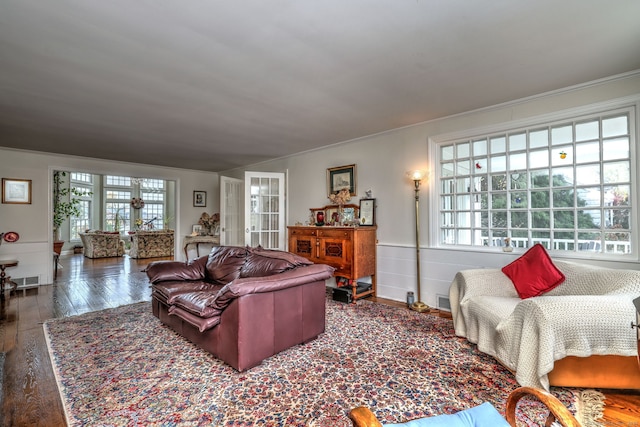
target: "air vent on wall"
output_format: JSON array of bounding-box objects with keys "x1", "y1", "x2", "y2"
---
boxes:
[
  {"x1": 436, "y1": 294, "x2": 451, "y2": 312},
  {"x1": 11, "y1": 276, "x2": 40, "y2": 289}
]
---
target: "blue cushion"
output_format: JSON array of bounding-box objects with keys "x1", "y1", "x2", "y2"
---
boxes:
[{"x1": 382, "y1": 402, "x2": 510, "y2": 427}]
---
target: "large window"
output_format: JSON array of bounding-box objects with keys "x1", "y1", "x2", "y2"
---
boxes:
[
  {"x1": 69, "y1": 173, "x2": 93, "y2": 240},
  {"x1": 105, "y1": 176, "x2": 132, "y2": 233},
  {"x1": 104, "y1": 176, "x2": 167, "y2": 232},
  {"x1": 436, "y1": 107, "x2": 634, "y2": 256},
  {"x1": 140, "y1": 179, "x2": 165, "y2": 229}
]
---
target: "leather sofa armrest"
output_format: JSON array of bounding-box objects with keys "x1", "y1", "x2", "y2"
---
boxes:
[
  {"x1": 209, "y1": 264, "x2": 334, "y2": 310},
  {"x1": 146, "y1": 256, "x2": 208, "y2": 283},
  {"x1": 230, "y1": 263, "x2": 334, "y2": 294}
]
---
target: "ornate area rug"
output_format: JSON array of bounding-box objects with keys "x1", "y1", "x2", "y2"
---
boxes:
[{"x1": 44, "y1": 296, "x2": 596, "y2": 426}]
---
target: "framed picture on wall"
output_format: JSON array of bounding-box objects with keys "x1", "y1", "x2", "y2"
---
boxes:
[
  {"x1": 193, "y1": 191, "x2": 206, "y2": 207},
  {"x1": 2, "y1": 178, "x2": 32, "y2": 204},
  {"x1": 327, "y1": 164, "x2": 356, "y2": 196}
]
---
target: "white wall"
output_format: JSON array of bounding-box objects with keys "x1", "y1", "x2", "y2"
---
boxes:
[
  {"x1": 222, "y1": 72, "x2": 640, "y2": 307},
  {"x1": 0, "y1": 148, "x2": 218, "y2": 284}
]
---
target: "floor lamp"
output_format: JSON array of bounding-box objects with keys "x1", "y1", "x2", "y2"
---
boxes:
[{"x1": 407, "y1": 170, "x2": 430, "y2": 313}]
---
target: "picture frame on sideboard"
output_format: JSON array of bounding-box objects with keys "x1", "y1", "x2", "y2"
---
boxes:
[{"x1": 359, "y1": 198, "x2": 375, "y2": 226}]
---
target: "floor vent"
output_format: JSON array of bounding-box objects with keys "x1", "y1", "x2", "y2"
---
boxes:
[
  {"x1": 12, "y1": 276, "x2": 40, "y2": 289},
  {"x1": 437, "y1": 294, "x2": 451, "y2": 311}
]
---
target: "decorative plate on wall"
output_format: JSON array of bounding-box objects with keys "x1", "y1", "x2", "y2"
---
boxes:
[{"x1": 3, "y1": 231, "x2": 19, "y2": 242}]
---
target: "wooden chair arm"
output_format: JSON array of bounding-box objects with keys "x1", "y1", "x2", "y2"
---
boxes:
[
  {"x1": 349, "y1": 406, "x2": 383, "y2": 427},
  {"x1": 349, "y1": 387, "x2": 581, "y2": 427},
  {"x1": 505, "y1": 386, "x2": 582, "y2": 427}
]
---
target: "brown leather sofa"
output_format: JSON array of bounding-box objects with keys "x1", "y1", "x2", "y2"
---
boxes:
[{"x1": 146, "y1": 246, "x2": 334, "y2": 371}]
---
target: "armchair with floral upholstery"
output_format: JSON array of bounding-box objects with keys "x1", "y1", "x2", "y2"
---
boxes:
[
  {"x1": 79, "y1": 231, "x2": 125, "y2": 258},
  {"x1": 129, "y1": 230, "x2": 174, "y2": 259}
]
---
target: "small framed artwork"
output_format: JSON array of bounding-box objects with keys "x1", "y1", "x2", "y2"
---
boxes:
[
  {"x1": 192, "y1": 224, "x2": 203, "y2": 235},
  {"x1": 2, "y1": 178, "x2": 32, "y2": 204},
  {"x1": 193, "y1": 191, "x2": 206, "y2": 207},
  {"x1": 327, "y1": 164, "x2": 356, "y2": 196},
  {"x1": 359, "y1": 198, "x2": 376, "y2": 226}
]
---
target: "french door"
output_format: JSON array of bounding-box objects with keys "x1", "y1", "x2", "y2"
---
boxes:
[{"x1": 244, "y1": 172, "x2": 285, "y2": 249}]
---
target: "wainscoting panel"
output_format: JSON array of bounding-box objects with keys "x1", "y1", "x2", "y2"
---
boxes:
[
  {"x1": 0, "y1": 241, "x2": 52, "y2": 285},
  {"x1": 376, "y1": 244, "x2": 526, "y2": 305}
]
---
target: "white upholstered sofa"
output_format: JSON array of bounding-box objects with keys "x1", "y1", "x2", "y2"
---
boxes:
[{"x1": 450, "y1": 249, "x2": 640, "y2": 391}]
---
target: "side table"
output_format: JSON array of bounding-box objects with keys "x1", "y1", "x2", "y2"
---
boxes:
[
  {"x1": 0, "y1": 259, "x2": 19, "y2": 299},
  {"x1": 183, "y1": 235, "x2": 220, "y2": 259}
]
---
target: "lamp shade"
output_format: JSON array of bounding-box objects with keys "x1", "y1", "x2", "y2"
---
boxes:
[{"x1": 406, "y1": 170, "x2": 427, "y2": 181}]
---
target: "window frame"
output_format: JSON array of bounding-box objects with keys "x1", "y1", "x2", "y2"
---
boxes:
[
  {"x1": 69, "y1": 172, "x2": 93, "y2": 241},
  {"x1": 429, "y1": 102, "x2": 637, "y2": 261}
]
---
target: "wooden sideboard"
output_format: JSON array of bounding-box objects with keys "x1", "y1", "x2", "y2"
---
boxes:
[{"x1": 287, "y1": 225, "x2": 377, "y2": 301}]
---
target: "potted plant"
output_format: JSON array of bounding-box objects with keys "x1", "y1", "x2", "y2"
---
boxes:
[{"x1": 53, "y1": 171, "x2": 92, "y2": 244}]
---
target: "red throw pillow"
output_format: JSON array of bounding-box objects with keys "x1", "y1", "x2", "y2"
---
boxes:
[{"x1": 501, "y1": 244, "x2": 565, "y2": 299}]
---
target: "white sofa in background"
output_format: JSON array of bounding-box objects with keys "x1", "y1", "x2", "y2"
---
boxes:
[{"x1": 450, "y1": 258, "x2": 640, "y2": 390}]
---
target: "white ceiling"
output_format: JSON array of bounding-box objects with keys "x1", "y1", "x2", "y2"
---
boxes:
[{"x1": 1, "y1": 0, "x2": 639, "y2": 172}]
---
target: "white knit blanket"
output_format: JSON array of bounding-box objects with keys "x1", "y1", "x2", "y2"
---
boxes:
[{"x1": 449, "y1": 260, "x2": 640, "y2": 390}]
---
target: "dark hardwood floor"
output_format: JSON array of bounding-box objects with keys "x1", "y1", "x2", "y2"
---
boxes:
[{"x1": 1, "y1": 253, "x2": 638, "y2": 426}]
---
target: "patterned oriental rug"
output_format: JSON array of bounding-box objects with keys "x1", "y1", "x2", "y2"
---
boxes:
[{"x1": 43, "y1": 296, "x2": 602, "y2": 426}]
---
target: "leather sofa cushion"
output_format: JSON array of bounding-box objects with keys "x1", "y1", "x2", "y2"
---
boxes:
[
  {"x1": 171, "y1": 291, "x2": 222, "y2": 318},
  {"x1": 146, "y1": 257, "x2": 207, "y2": 284},
  {"x1": 205, "y1": 246, "x2": 248, "y2": 283},
  {"x1": 153, "y1": 281, "x2": 223, "y2": 304},
  {"x1": 168, "y1": 306, "x2": 222, "y2": 332},
  {"x1": 240, "y1": 247, "x2": 313, "y2": 278}
]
